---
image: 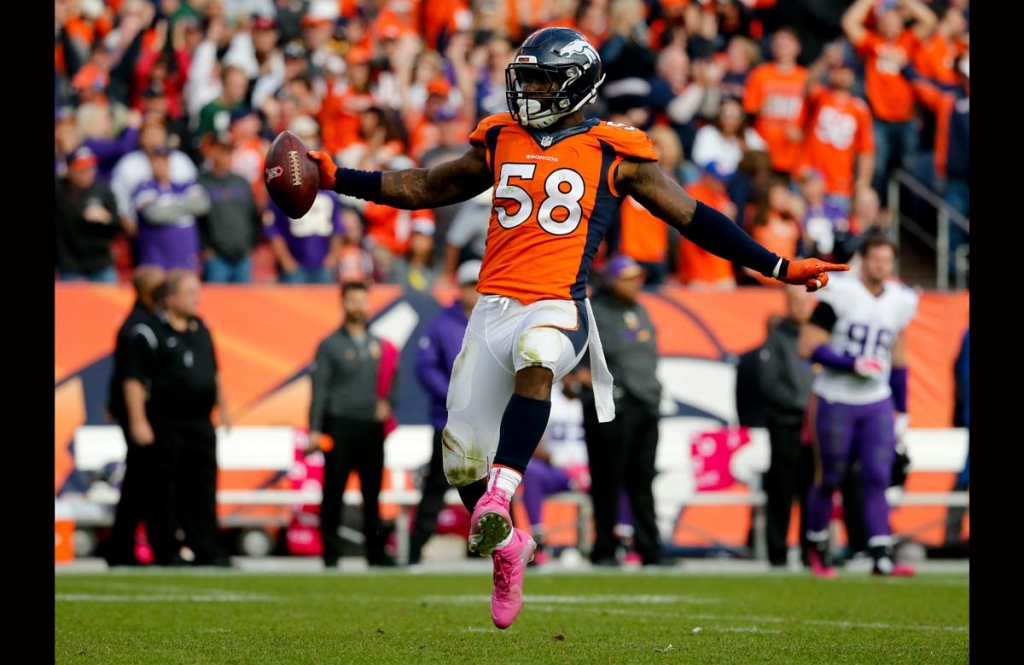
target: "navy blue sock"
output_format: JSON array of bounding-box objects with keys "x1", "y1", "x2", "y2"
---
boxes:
[
  {"x1": 492, "y1": 393, "x2": 552, "y2": 475},
  {"x1": 457, "y1": 480, "x2": 487, "y2": 514}
]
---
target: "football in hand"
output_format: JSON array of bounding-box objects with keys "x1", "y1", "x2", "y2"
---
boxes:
[{"x1": 263, "y1": 130, "x2": 319, "y2": 219}]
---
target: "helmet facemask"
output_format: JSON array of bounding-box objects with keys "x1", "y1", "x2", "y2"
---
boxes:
[{"x1": 506, "y1": 63, "x2": 603, "y2": 129}]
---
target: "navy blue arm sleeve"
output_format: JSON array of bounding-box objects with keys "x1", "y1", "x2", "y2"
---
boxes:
[{"x1": 675, "y1": 201, "x2": 787, "y2": 278}]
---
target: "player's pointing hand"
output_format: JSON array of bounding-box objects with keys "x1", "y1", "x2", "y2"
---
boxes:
[{"x1": 779, "y1": 258, "x2": 850, "y2": 292}]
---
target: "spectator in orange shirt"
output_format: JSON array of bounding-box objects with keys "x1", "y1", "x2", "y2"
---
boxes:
[
  {"x1": 70, "y1": 41, "x2": 116, "y2": 107},
  {"x1": 320, "y1": 46, "x2": 382, "y2": 160},
  {"x1": 407, "y1": 77, "x2": 470, "y2": 165},
  {"x1": 336, "y1": 106, "x2": 406, "y2": 172},
  {"x1": 743, "y1": 176, "x2": 804, "y2": 287},
  {"x1": 362, "y1": 156, "x2": 439, "y2": 280},
  {"x1": 909, "y1": 3, "x2": 968, "y2": 194},
  {"x1": 841, "y1": 0, "x2": 937, "y2": 205},
  {"x1": 421, "y1": 0, "x2": 474, "y2": 53},
  {"x1": 615, "y1": 126, "x2": 681, "y2": 286},
  {"x1": 55, "y1": 0, "x2": 110, "y2": 91},
  {"x1": 678, "y1": 162, "x2": 738, "y2": 291},
  {"x1": 742, "y1": 26, "x2": 809, "y2": 182},
  {"x1": 798, "y1": 44, "x2": 875, "y2": 214},
  {"x1": 911, "y1": 2, "x2": 968, "y2": 87}
]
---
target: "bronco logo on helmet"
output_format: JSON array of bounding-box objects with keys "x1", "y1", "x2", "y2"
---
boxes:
[{"x1": 558, "y1": 40, "x2": 598, "y2": 69}]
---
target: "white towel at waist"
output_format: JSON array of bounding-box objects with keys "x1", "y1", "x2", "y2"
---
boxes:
[{"x1": 584, "y1": 297, "x2": 616, "y2": 423}]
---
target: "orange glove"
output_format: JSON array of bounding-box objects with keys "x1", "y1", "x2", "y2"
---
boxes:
[
  {"x1": 778, "y1": 258, "x2": 850, "y2": 292},
  {"x1": 307, "y1": 151, "x2": 338, "y2": 191}
]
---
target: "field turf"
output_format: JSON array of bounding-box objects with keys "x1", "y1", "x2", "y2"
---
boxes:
[{"x1": 55, "y1": 567, "x2": 968, "y2": 664}]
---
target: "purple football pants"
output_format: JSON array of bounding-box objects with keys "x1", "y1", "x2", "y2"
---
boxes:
[{"x1": 806, "y1": 396, "x2": 896, "y2": 540}]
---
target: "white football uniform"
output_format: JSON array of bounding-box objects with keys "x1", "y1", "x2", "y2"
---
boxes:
[
  {"x1": 442, "y1": 296, "x2": 594, "y2": 483},
  {"x1": 811, "y1": 275, "x2": 919, "y2": 405}
]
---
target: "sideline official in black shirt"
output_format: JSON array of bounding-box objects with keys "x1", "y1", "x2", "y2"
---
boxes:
[
  {"x1": 121, "y1": 268, "x2": 233, "y2": 566},
  {"x1": 101, "y1": 264, "x2": 166, "y2": 567},
  {"x1": 565, "y1": 255, "x2": 669, "y2": 567}
]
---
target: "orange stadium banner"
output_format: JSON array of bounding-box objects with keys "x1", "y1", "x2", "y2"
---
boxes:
[{"x1": 55, "y1": 284, "x2": 969, "y2": 550}]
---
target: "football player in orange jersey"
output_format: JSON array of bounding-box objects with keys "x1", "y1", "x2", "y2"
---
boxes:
[{"x1": 307, "y1": 26, "x2": 847, "y2": 630}]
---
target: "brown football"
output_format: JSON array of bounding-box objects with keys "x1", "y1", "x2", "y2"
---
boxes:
[{"x1": 263, "y1": 130, "x2": 319, "y2": 219}]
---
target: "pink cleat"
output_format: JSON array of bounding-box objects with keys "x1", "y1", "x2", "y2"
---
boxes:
[
  {"x1": 873, "y1": 560, "x2": 916, "y2": 577},
  {"x1": 622, "y1": 551, "x2": 643, "y2": 566},
  {"x1": 491, "y1": 528, "x2": 536, "y2": 629},
  {"x1": 469, "y1": 489, "x2": 513, "y2": 556},
  {"x1": 808, "y1": 547, "x2": 838, "y2": 579},
  {"x1": 530, "y1": 548, "x2": 551, "y2": 567}
]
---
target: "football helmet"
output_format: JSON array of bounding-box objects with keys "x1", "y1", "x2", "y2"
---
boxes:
[{"x1": 505, "y1": 27, "x2": 605, "y2": 129}]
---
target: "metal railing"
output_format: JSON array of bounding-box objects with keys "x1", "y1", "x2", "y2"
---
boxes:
[{"x1": 887, "y1": 169, "x2": 970, "y2": 290}]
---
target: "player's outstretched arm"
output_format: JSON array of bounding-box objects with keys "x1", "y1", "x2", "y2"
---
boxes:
[
  {"x1": 309, "y1": 147, "x2": 493, "y2": 210},
  {"x1": 616, "y1": 160, "x2": 849, "y2": 292}
]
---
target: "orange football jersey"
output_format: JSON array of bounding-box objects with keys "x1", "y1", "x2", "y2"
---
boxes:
[
  {"x1": 855, "y1": 30, "x2": 920, "y2": 123},
  {"x1": 742, "y1": 63, "x2": 809, "y2": 174},
  {"x1": 798, "y1": 86, "x2": 875, "y2": 198},
  {"x1": 470, "y1": 114, "x2": 658, "y2": 304}
]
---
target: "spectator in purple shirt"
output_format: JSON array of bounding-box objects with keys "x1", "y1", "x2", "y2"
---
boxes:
[
  {"x1": 131, "y1": 145, "x2": 211, "y2": 272},
  {"x1": 264, "y1": 192, "x2": 345, "y2": 284},
  {"x1": 76, "y1": 101, "x2": 144, "y2": 185},
  {"x1": 798, "y1": 169, "x2": 854, "y2": 264}
]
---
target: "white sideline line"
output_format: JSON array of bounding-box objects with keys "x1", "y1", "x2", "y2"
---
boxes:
[
  {"x1": 524, "y1": 605, "x2": 967, "y2": 633},
  {"x1": 55, "y1": 592, "x2": 275, "y2": 602},
  {"x1": 802, "y1": 619, "x2": 968, "y2": 632},
  {"x1": 422, "y1": 594, "x2": 721, "y2": 605}
]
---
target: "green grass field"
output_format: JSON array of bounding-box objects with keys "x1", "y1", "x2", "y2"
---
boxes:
[{"x1": 55, "y1": 568, "x2": 968, "y2": 664}]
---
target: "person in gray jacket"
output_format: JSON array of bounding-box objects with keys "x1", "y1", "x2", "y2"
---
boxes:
[
  {"x1": 306, "y1": 281, "x2": 400, "y2": 568},
  {"x1": 196, "y1": 133, "x2": 263, "y2": 283}
]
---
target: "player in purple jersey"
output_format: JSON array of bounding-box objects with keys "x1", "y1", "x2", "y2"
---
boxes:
[{"x1": 797, "y1": 236, "x2": 918, "y2": 577}]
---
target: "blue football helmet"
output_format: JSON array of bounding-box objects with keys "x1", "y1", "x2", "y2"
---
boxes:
[{"x1": 505, "y1": 27, "x2": 605, "y2": 129}]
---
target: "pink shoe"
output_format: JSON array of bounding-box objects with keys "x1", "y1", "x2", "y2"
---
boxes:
[
  {"x1": 808, "y1": 548, "x2": 837, "y2": 579},
  {"x1": 469, "y1": 489, "x2": 513, "y2": 556},
  {"x1": 530, "y1": 549, "x2": 551, "y2": 567},
  {"x1": 491, "y1": 528, "x2": 536, "y2": 629},
  {"x1": 873, "y1": 560, "x2": 916, "y2": 577},
  {"x1": 622, "y1": 551, "x2": 643, "y2": 566}
]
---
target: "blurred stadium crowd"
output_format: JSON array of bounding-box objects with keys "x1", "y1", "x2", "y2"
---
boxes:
[{"x1": 55, "y1": 0, "x2": 969, "y2": 288}]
